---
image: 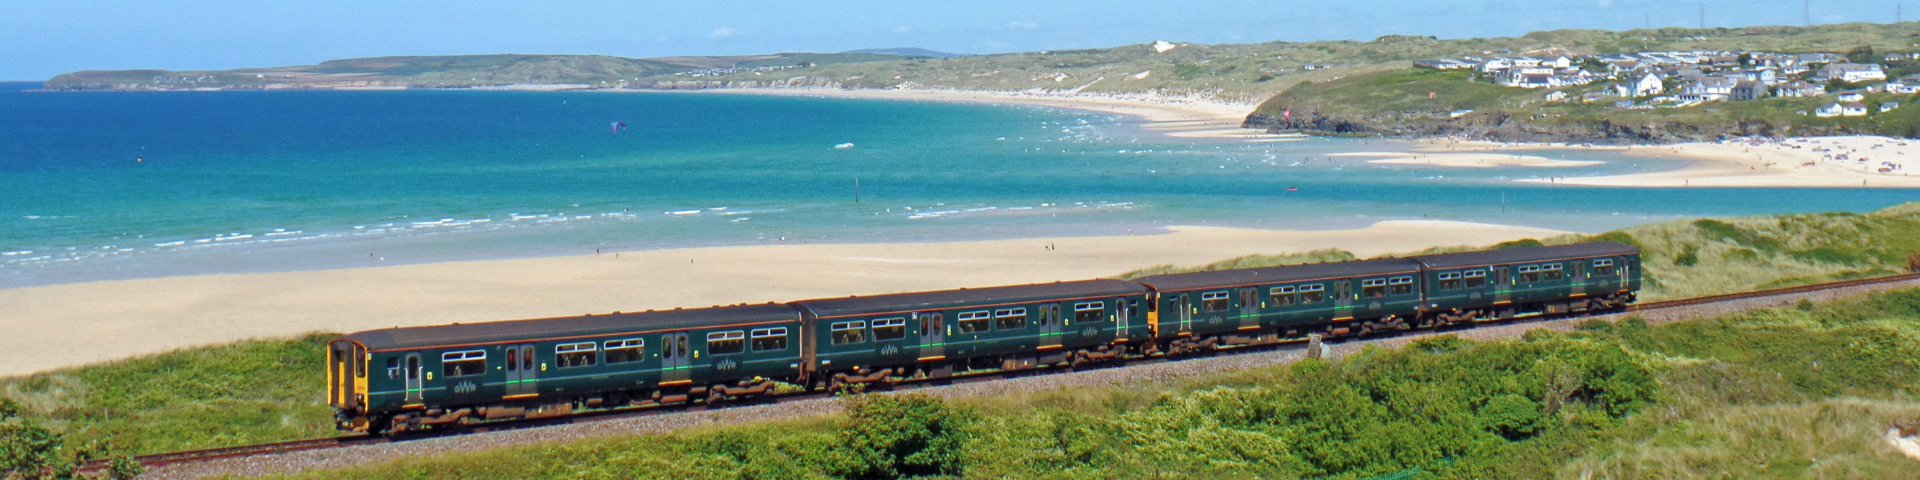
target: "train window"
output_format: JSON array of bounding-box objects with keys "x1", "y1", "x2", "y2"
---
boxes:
[
  {"x1": 1517, "y1": 265, "x2": 1541, "y2": 283},
  {"x1": 386, "y1": 357, "x2": 401, "y2": 379},
  {"x1": 1299, "y1": 284, "x2": 1325, "y2": 303},
  {"x1": 1200, "y1": 291, "x2": 1230, "y2": 312},
  {"x1": 1270, "y1": 286, "x2": 1296, "y2": 306},
  {"x1": 1464, "y1": 270, "x2": 1487, "y2": 288},
  {"x1": 1074, "y1": 302, "x2": 1105, "y2": 322},
  {"x1": 707, "y1": 331, "x2": 745, "y2": 355},
  {"x1": 1593, "y1": 259, "x2": 1615, "y2": 274},
  {"x1": 505, "y1": 349, "x2": 517, "y2": 372},
  {"x1": 556, "y1": 342, "x2": 598, "y2": 368},
  {"x1": 751, "y1": 328, "x2": 788, "y2": 351},
  {"x1": 873, "y1": 318, "x2": 908, "y2": 340},
  {"x1": 605, "y1": 338, "x2": 646, "y2": 363},
  {"x1": 1361, "y1": 279, "x2": 1387, "y2": 298},
  {"x1": 958, "y1": 311, "x2": 991, "y2": 333},
  {"x1": 1389, "y1": 276, "x2": 1414, "y2": 295},
  {"x1": 831, "y1": 321, "x2": 867, "y2": 344},
  {"x1": 1542, "y1": 263, "x2": 1564, "y2": 280},
  {"x1": 1437, "y1": 272, "x2": 1462, "y2": 290},
  {"x1": 441, "y1": 350, "x2": 486, "y2": 377},
  {"x1": 407, "y1": 356, "x2": 419, "y2": 380},
  {"x1": 994, "y1": 308, "x2": 1028, "y2": 329}
]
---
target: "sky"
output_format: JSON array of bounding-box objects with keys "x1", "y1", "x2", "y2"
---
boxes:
[{"x1": 0, "y1": 0, "x2": 1906, "y2": 80}]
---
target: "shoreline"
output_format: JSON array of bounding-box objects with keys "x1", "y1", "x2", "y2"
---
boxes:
[
  {"x1": 690, "y1": 87, "x2": 1288, "y2": 140},
  {"x1": 0, "y1": 220, "x2": 1566, "y2": 376}
]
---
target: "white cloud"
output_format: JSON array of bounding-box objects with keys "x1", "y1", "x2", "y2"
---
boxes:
[
  {"x1": 893, "y1": 25, "x2": 912, "y2": 34},
  {"x1": 1008, "y1": 21, "x2": 1039, "y2": 30},
  {"x1": 709, "y1": 27, "x2": 739, "y2": 39}
]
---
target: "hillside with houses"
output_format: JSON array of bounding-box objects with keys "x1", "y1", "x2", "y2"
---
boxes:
[{"x1": 1250, "y1": 44, "x2": 1920, "y2": 142}]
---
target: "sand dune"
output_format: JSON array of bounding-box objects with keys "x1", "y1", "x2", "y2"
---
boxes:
[
  {"x1": 0, "y1": 221, "x2": 1565, "y2": 376},
  {"x1": 1331, "y1": 151, "x2": 1603, "y2": 168}
]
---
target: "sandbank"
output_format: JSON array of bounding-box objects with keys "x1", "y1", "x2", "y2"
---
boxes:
[
  {"x1": 697, "y1": 88, "x2": 1290, "y2": 141},
  {"x1": 1330, "y1": 151, "x2": 1603, "y2": 168},
  {"x1": 0, "y1": 221, "x2": 1565, "y2": 376},
  {"x1": 1524, "y1": 135, "x2": 1920, "y2": 188}
]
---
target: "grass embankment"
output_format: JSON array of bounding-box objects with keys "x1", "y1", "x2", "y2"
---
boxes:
[
  {"x1": 0, "y1": 334, "x2": 335, "y2": 456},
  {"x1": 275, "y1": 286, "x2": 1920, "y2": 479},
  {"x1": 1121, "y1": 202, "x2": 1920, "y2": 301}
]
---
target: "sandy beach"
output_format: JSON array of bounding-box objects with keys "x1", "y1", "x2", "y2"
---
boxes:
[
  {"x1": 1409, "y1": 136, "x2": 1920, "y2": 188},
  {"x1": 1531, "y1": 136, "x2": 1920, "y2": 188},
  {"x1": 0, "y1": 221, "x2": 1564, "y2": 376},
  {"x1": 1330, "y1": 151, "x2": 1603, "y2": 168},
  {"x1": 698, "y1": 88, "x2": 1287, "y2": 140}
]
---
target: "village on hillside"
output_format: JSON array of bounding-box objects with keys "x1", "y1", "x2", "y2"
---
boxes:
[{"x1": 1418, "y1": 49, "x2": 1920, "y2": 117}]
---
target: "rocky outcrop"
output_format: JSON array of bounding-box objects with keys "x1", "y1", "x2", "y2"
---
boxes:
[{"x1": 1244, "y1": 110, "x2": 1875, "y2": 144}]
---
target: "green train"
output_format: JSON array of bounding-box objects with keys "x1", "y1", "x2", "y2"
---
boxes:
[{"x1": 328, "y1": 242, "x2": 1639, "y2": 433}]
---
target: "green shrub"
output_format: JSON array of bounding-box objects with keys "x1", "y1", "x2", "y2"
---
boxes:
[{"x1": 836, "y1": 393, "x2": 971, "y2": 478}]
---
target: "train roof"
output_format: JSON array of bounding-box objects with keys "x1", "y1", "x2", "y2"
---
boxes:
[
  {"x1": 1132, "y1": 257, "x2": 1424, "y2": 291},
  {"x1": 1411, "y1": 242, "x2": 1639, "y2": 269},
  {"x1": 791, "y1": 279, "x2": 1150, "y2": 319},
  {"x1": 341, "y1": 303, "x2": 800, "y2": 351}
]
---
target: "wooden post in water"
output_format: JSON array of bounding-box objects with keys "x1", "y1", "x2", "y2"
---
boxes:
[{"x1": 855, "y1": 177, "x2": 860, "y2": 203}]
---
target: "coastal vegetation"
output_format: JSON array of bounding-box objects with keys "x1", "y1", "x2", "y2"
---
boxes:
[
  {"x1": 276, "y1": 286, "x2": 1920, "y2": 479},
  {"x1": 0, "y1": 334, "x2": 334, "y2": 456}
]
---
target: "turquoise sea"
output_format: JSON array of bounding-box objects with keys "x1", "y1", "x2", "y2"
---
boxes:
[{"x1": 2, "y1": 81, "x2": 1915, "y2": 288}]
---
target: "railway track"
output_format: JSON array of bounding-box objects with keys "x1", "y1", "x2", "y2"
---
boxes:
[{"x1": 88, "y1": 272, "x2": 1920, "y2": 475}]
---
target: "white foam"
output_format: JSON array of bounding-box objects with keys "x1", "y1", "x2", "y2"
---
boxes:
[{"x1": 668, "y1": 210, "x2": 701, "y2": 215}]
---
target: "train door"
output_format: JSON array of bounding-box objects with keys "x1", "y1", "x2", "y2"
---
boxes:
[
  {"x1": 1040, "y1": 303, "x2": 1062, "y2": 349},
  {"x1": 1116, "y1": 298, "x2": 1130, "y2": 338},
  {"x1": 1176, "y1": 294, "x2": 1193, "y2": 335},
  {"x1": 1238, "y1": 287, "x2": 1259, "y2": 330},
  {"x1": 916, "y1": 312, "x2": 945, "y2": 360},
  {"x1": 404, "y1": 353, "x2": 423, "y2": 404},
  {"x1": 1494, "y1": 266, "x2": 1512, "y2": 305},
  {"x1": 504, "y1": 343, "x2": 536, "y2": 398},
  {"x1": 661, "y1": 332, "x2": 691, "y2": 386},
  {"x1": 1571, "y1": 261, "x2": 1587, "y2": 295},
  {"x1": 1334, "y1": 281, "x2": 1353, "y2": 321}
]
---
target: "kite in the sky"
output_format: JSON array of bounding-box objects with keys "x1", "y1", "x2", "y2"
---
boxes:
[{"x1": 611, "y1": 121, "x2": 627, "y2": 134}]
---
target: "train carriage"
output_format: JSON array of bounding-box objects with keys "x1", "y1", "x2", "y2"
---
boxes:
[
  {"x1": 790, "y1": 280, "x2": 1151, "y2": 387},
  {"x1": 328, "y1": 303, "x2": 802, "y2": 433},
  {"x1": 1133, "y1": 258, "x2": 1428, "y2": 350},
  {"x1": 1411, "y1": 242, "x2": 1640, "y2": 324}
]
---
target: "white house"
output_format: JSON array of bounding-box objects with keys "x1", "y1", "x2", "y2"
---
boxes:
[
  {"x1": 1775, "y1": 81, "x2": 1825, "y2": 97},
  {"x1": 1838, "y1": 91, "x2": 1865, "y2": 102},
  {"x1": 1882, "y1": 101, "x2": 1901, "y2": 113},
  {"x1": 1544, "y1": 91, "x2": 1568, "y2": 101},
  {"x1": 1815, "y1": 103, "x2": 1845, "y2": 117},
  {"x1": 1814, "y1": 63, "x2": 1888, "y2": 83},
  {"x1": 1629, "y1": 73, "x2": 1664, "y2": 96},
  {"x1": 1843, "y1": 102, "x2": 1869, "y2": 116},
  {"x1": 1550, "y1": 56, "x2": 1573, "y2": 68}
]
